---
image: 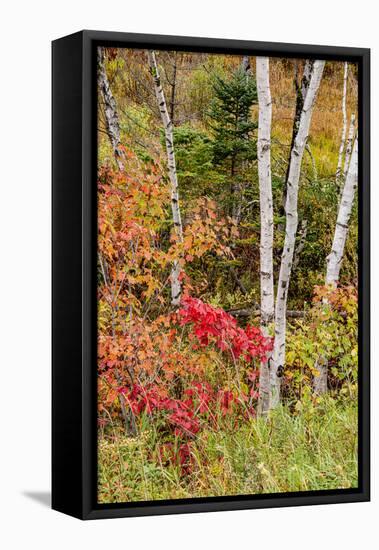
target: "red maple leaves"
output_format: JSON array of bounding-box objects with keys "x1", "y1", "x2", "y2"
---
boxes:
[
  {"x1": 178, "y1": 296, "x2": 272, "y2": 362},
  {"x1": 103, "y1": 295, "x2": 271, "y2": 476}
]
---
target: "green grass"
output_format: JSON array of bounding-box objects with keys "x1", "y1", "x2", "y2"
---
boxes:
[{"x1": 98, "y1": 395, "x2": 358, "y2": 503}]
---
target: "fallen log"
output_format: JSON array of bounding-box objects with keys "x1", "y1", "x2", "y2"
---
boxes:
[
  {"x1": 227, "y1": 307, "x2": 305, "y2": 319},
  {"x1": 227, "y1": 307, "x2": 347, "y2": 320}
]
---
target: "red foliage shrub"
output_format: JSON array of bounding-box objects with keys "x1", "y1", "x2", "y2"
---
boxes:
[
  {"x1": 103, "y1": 296, "x2": 270, "y2": 475},
  {"x1": 178, "y1": 296, "x2": 272, "y2": 362},
  {"x1": 118, "y1": 376, "x2": 259, "y2": 474}
]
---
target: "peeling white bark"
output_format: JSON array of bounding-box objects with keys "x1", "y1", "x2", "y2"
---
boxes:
[
  {"x1": 257, "y1": 57, "x2": 274, "y2": 327},
  {"x1": 302, "y1": 61, "x2": 313, "y2": 94},
  {"x1": 314, "y1": 137, "x2": 358, "y2": 394},
  {"x1": 270, "y1": 60, "x2": 325, "y2": 409},
  {"x1": 336, "y1": 62, "x2": 348, "y2": 182},
  {"x1": 343, "y1": 113, "x2": 356, "y2": 182},
  {"x1": 97, "y1": 48, "x2": 124, "y2": 171},
  {"x1": 256, "y1": 57, "x2": 274, "y2": 415},
  {"x1": 148, "y1": 50, "x2": 184, "y2": 306},
  {"x1": 326, "y1": 138, "x2": 358, "y2": 286},
  {"x1": 282, "y1": 60, "x2": 314, "y2": 218}
]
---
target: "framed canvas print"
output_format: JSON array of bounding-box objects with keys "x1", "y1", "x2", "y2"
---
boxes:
[{"x1": 52, "y1": 30, "x2": 370, "y2": 519}]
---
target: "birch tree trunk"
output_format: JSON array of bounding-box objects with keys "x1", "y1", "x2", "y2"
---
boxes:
[
  {"x1": 326, "y1": 137, "x2": 358, "y2": 286},
  {"x1": 314, "y1": 137, "x2": 358, "y2": 394},
  {"x1": 270, "y1": 60, "x2": 325, "y2": 409},
  {"x1": 97, "y1": 48, "x2": 124, "y2": 171},
  {"x1": 343, "y1": 113, "x2": 356, "y2": 181},
  {"x1": 280, "y1": 60, "x2": 314, "y2": 225},
  {"x1": 241, "y1": 55, "x2": 251, "y2": 75},
  {"x1": 169, "y1": 53, "x2": 178, "y2": 125},
  {"x1": 336, "y1": 62, "x2": 348, "y2": 183},
  {"x1": 256, "y1": 57, "x2": 274, "y2": 415},
  {"x1": 147, "y1": 50, "x2": 184, "y2": 306}
]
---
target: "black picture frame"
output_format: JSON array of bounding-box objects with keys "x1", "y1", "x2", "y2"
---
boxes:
[{"x1": 52, "y1": 30, "x2": 370, "y2": 520}]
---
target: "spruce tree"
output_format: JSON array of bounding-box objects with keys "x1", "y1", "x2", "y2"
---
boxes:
[
  {"x1": 208, "y1": 67, "x2": 258, "y2": 176},
  {"x1": 207, "y1": 67, "x2": 258, "y2": 218}
]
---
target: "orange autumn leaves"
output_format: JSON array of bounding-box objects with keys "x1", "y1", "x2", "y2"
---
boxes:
[
  {"x1": 98, "y1": 151, "x2": 235, "y2": 315},
  {"x1": 97, "y1": 149, "x2": 237, "y2": 411}
]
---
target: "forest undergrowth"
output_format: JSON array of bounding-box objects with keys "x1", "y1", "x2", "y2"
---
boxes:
[{"x1": 97, "y1": 49, "x2": 359, "y2": 502}]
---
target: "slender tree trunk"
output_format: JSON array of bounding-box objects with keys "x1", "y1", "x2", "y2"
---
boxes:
[
  {"x1": 312, "y1": 356, "x2": 328, "y2": 395},
  {"x1": 336, "y1": 62, "x2": 348, "y2": 183},
  {"x1": 97, "y1": 47, "x2": 124, "y2": 171},
  {"x1": 291, "y1": 60, "x2": 313, "y2": 153},
  {"x1": 98, "y1": 47, "x2": 135, "y2": 430},
  {"x1": 326, "y1": 138, "x2": 358, "y2": 286},
  {"x1": 256, "y1": 57, "x2": 274, "y2": 415},
  {"x1": 147, "y1": 50, "x2": 184, "y2": 306},
  {"x1": 314, "y1": 137, "x2": 358, "y2": 394},
  {"x1": 270, "y1": 60, "x2": 325, "y2": 409},
  {"x1": 343, "y1": 113, "x2": 356, "y2": 181},
  {"x1": 281, "y1": 60, "x2": 314, "y2": 213},
  {"x1": 241, "y1": 55, "x2": 251, "y2": 75},
  {"x1": 169, "y1": 54, "x2": 177, "y2": 125}
]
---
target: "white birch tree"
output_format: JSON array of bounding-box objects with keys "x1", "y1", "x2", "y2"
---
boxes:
[
  {"x1": 97, "y1": 48, "x2": 125, "y2": 171},
  {"x1": 326, "y1": 137, "x2": 358, "y2": 286},
  {"x1": 256, "y1": 57, "x2": 274, "y2": 415},
  {"x1": 241, "y1": 55, "x2": 251, "y2": 74},
  {"x1": 313, "y1": 137, "x2": 358, "y2": 394},
  {"x1": 336, "y1": 62, "x2": 348, "y2": 183},
  {"x1": 281, "y1": 60, "x2": 313, "y2": 224},
  {"x1": 270, "y1": 60, "x2": 325, "y2": 409},
  {"x1": 343, "y1": 113, "x2": 356, "y2": 181},
  {"x1": 147, "y1": 50, "x2": 184, "y2": 306}
]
